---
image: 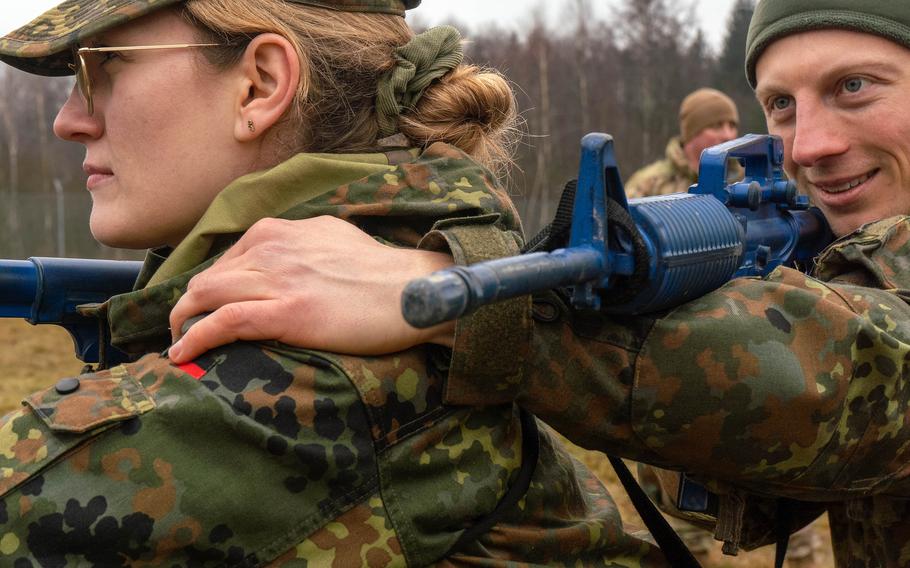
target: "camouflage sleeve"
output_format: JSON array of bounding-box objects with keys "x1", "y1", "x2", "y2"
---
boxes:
[
  {"x1": 507, "y1": 216, "x2": 910, "y2": 501},
  {"x1": 0, "y1": 349, "x2": 392, "y2": 564}
]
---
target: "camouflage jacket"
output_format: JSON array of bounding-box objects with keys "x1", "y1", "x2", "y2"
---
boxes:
[
  {"x1": 444, "y1": 215, "x2": 910, "y2": 567},
  {"x1": 624, "y1": 137, "x2": 696, "y2": 199},
  {"x1": 0, "y1": 143, "x2": 671, "y2": 567}
]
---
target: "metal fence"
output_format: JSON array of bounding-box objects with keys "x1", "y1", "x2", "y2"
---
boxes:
[{"x1": 0, "y1": 191, "x2": 143, "y2": 260}]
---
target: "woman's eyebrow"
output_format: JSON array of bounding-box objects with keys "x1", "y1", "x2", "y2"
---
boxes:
[{"x1": 89, "y1": 29, "x2": 131, "y2": 47}]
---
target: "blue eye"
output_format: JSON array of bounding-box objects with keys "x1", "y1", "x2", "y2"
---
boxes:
[
  {"x1": 843, "y1": 77, "x2": 866, "y2": 93},
  {"x1": 771, "y1": 96, "x2": 791, "y2": 111}
]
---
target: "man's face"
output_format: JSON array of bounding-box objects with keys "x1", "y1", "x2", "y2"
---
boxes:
[
  {"x1": 683, "y1": 121, "x2": 738, "y2": 171},
  {"x1": 756, "y1": 29, "x2": 910, "y2": 236}
]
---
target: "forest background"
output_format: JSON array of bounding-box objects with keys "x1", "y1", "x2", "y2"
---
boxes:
[{"x1": 0, "y1": 0, "x2": 761, "y2": 259}]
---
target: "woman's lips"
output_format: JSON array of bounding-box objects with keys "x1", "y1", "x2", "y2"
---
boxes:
[
  {"x1": 84, "y1": 164, "x2": 114, "y2": 190},
  {"x1": 86, "y1": 172, "x2": 115, "y2": 190}
]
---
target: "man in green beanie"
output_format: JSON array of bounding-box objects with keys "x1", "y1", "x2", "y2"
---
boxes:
[
  {"x1": 159, "y1": 1, "x2": 910, "y2": 566},
  {"x1": 623, "y1": 4, "x2": 910, "y2": 564},
  {"x1": 599, "y1": 3, "x2": 910, "y2": 565},
  {"x1": 745, "y1": 0, "x2": 910, "y2": 238},
  {"x1": 625, "y1": 87, "x2": 739, "y2": 198}
]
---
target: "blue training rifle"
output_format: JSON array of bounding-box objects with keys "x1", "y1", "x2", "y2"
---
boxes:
[
  {"x1": 0, "y1": 257, "x2": 142, "y2": 366},
  {"x1": 401, "y1": 133, "x2": 833, "y2": 328}
]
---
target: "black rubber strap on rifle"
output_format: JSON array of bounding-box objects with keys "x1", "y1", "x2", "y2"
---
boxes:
[
  {"x1": 600, "y1": 198, "x2": 651, "y2": 305},
  {"x1": 609, "y1": 456, "x2": 703, "y2": 567},
  {"x1": 446, "y1": 406, "x2": 539, "y2": 556},
  {"x1": 522, "y1": 179, "x2": 578, "y2": 254}
]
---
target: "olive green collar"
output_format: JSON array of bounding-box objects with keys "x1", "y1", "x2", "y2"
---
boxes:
[
  {"x1": 148, "y1": 151, "x2": 395, "y2": 286},
  {"x1": 107, "y1": 150, "x2": 403, "y2": 354}
]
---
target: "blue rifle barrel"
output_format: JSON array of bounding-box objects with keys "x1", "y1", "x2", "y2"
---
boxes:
[
  {"x1": 0, "y1": 260, "x2": 40, "y2": 319},
  {"x1": 0, "y1": 257, "x2": 143, "y2": 362},
  {"x1": 401, "y1": 247, "x2": 605, "y2": 329}
]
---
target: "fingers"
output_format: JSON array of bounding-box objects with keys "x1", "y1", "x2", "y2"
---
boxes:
[
  {"x1": 166, "y1": 216, "x2": 460, "y2": 362},
  {"x1": 212, "y1": 217, "x2": 297, "y2": 264},
  {"x1": 169, "y1": 269, "x2": 275, "y2": 343},
  {"x1": 168, "y1": 301, "x2": 288, "y2": 363}
]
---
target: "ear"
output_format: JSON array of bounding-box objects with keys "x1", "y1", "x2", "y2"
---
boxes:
[{"x1": 233, "y1": 33, "x2": 301, "y2": 142}]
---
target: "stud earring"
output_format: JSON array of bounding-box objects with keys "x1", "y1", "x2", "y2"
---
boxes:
[{"x1": 247, "y1": 120, "x2": 256, "y2": 133}]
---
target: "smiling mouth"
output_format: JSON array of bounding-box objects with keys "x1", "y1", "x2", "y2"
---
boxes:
[{"x1": 813, "y1": 169, "x2": 879, "y2": 194}]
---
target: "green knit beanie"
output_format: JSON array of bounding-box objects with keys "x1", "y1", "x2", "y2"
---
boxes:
[{"x1": 745, "y1": 0, "x2": 910, "y2": 88}]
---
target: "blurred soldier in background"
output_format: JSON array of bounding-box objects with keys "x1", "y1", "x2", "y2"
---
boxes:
[{"x1": 625, "y1": 87, "x2": 739, "y2": 198}]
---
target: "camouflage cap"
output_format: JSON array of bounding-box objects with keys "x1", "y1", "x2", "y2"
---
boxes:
[{"x1": 0, "y1": 0, "x2": 421, "y2": 77}]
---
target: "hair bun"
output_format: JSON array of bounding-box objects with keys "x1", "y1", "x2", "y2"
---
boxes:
[{"x1": 400, "y1": 65, "x2": 517, "y2": 177}]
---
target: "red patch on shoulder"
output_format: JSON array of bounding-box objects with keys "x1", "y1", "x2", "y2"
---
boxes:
[{"x1": 176, "y1": 362, "x2": 206, "y2": 380}]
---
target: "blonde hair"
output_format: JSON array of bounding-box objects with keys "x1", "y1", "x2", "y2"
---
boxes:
[{"x1": 179, "y1": 0, "x2": 518, "y2": 177}]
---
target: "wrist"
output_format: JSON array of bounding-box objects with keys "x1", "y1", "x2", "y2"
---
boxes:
[
  {"x1": 398, "y1": 248, "x2": 456, "y2": 347},
  {"x1": 422, "y1": 320, "x2": 456, "y2": 348}
]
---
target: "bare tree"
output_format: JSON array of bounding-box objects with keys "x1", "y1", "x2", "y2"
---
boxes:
[
  {"x1": 0, "y1": 68, "x2": 23, "y2": 257},
  {"x1": 716, "y1": 0, "x2": 764, "y2": 134},
  {"x1": 568, "y1": 0, "x2": 593, "y2": 135}
]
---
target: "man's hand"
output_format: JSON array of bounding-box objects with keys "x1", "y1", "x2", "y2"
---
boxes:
[{"x1": 168, "y1": 216, "x2": 455, "y2": 363}]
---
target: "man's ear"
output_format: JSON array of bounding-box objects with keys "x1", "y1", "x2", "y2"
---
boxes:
[{"x1": 233, "y1": 33, "x2": 301, "y2": 141}]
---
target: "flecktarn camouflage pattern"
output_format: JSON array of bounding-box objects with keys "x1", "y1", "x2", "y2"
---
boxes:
[
  {"x1": 0, "y1": 0, "x2": 420, "y2": 76},
  {"x1": 444, "y1": 213, "x2": 910, "y2": 567},
  {"x1": 623, "y1": 137, "x2": 696, "y2": 199},
  {"x1": 0, "y1": 143, "x2": 669, "y2": 566}
]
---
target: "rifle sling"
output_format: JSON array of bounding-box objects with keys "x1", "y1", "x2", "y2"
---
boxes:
[{"x1": 609, "y1": 456, "x2": 703, "y2": 567}]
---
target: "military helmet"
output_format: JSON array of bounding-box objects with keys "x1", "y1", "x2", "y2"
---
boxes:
[{"x1": 0, "y1": 0, "x2": 421, "y2": 76}]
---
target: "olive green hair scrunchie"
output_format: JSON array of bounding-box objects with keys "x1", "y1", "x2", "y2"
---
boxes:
[{"x1": 376, "y1": 25, "x2": 464, "y2": 137}]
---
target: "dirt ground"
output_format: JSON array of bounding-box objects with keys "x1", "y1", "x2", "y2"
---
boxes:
[{"x1": 0, "y1": 319, "x2": 834, "y2": 567}]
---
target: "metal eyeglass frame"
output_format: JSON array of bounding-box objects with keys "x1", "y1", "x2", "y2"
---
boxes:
[{"x1": 68, "y1": 43, "x2": 225, "y2": 115}]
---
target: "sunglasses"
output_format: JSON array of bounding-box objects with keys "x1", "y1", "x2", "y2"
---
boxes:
[{"x1": 68, "y1": 43, "x2": 225, "y2": 115}]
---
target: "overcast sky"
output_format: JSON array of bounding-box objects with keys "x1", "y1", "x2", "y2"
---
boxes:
[{"x1": 1, "y1": 1, "x2": 736, "y2": 51}]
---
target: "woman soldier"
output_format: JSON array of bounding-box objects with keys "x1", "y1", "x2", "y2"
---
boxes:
[
  {"x1": 167, "y1": 1, "x2": 910, "y2": 565},
  {"x1": 0, "y1": 1, "x2": 669, "y2": 565}
]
